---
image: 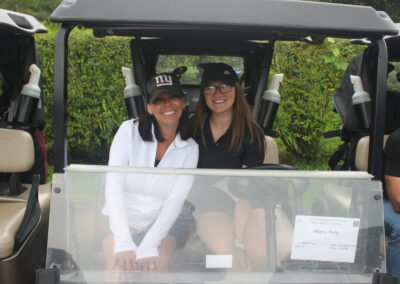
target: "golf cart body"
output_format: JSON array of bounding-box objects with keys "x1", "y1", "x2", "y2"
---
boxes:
[
  {"x1": 42, "y1": 0, "x2": 398, "y2": 283},
  {"x1": 0, "y1": 9, "x2": 50, "y2": 284},
  {"x1": 315, "y1": 26, "x2": 400, "y2": 216}
]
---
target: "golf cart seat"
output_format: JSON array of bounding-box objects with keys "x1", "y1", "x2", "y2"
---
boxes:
[
  {"x1": 264, "y1": 135, "x2": 279, "y2": 164},
  {"x1": 0, "y1": 128, "x2": 35, "y2": 258},
  {"x1": 355, "y1": 135, "x2": 389, "y2": 172},
  {"x1": 312, "y1": 135, "x2": 390, "y2": 217}
]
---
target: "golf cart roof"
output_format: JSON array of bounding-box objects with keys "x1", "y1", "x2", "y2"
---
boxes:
[
  {"x1": 352, "y1": 23, "x2": 400, "y2": 61},
  {"x1": 0, "y1": 9, "x2": 47, "y2": 35},
  {"x1": 50, "y1": 0, "x2": 398, "y2": 40},
  {"x1": 386, "y1": 24, "x2": 400, "y2": 61}
]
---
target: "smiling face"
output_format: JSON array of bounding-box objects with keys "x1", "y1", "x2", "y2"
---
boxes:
[
  {"x1": 203, "y1": 81, "x2": 236, "y2": 115},
  {"x1": 147, "y1": 92, "x2": 186, "y2": 128}
]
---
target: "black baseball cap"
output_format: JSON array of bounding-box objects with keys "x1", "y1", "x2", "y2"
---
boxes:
[
  {"x1": 200, "y1": 63, "x2": 239, "y2": 86},
  {"x1": 148, "y1": 73, "x2": 183, "y2": 103}
]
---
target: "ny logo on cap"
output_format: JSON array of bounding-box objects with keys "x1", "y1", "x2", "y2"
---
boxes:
[
  {"x1": 224, "y1": 70, "x2": 230, "y2": 75},
  {"x1": 155, "y1": 74, "x2": 173, "y2": 87}
]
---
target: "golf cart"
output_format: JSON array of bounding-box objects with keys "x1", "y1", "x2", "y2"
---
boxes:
[
  {"x1": 40, "y1": 0, "x2": 399, "y2": 283},
  {"x1": 0, "y1": 8, "x2": 50, "y2": 284},
  {"x1": 313, "y1": 25, "x2": 400, "y2": 216}
]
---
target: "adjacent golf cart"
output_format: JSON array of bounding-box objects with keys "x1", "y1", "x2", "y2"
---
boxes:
[
  {"x1": 0, "y1": 8, "x2": 50, "y2": 284},
  {"x1": 39, "y1": 0, "x2": 399, "y2": 283},
  {"x1": 314, "y1": 25, "x2": 400, "y2": 217}
]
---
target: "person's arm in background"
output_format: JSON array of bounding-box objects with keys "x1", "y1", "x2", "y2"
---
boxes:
[
  {"x1": 385, "y1": 128, "x2": 400, "y2": 211},
  {"x1": 383, "y1": 128, "x2": 400, "y2": 278},
  {"x1": 386, "y1": 175, "x2": 400, "y2": 212}
]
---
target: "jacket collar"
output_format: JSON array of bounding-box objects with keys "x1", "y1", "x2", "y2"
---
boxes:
[{"x1": 172, "y1": 132, "x2": 188, "y2": 149}]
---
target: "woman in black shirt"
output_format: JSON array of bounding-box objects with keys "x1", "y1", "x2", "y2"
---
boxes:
[
  {"x1": 189, "y1": 63, "x2": 272, "y2": 271},
  {"x1": 192, "y1": 63, "x2": 265, "y2": 169}
]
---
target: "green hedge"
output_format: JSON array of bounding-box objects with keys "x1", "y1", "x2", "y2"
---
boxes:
[
  {"x1": 271, "y1": 39, "x2": 363, "y2": 165},
  {"x1": 37, "y1": 28, "x2": 131, "y2": 164},
  {"x1": 36, "y1": 27, "x2": 362, "y2": 168}
]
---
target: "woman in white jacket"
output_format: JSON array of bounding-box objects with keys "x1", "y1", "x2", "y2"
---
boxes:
[{"x1": 103, "y1": 73, "x2": 199, "y2": 272}]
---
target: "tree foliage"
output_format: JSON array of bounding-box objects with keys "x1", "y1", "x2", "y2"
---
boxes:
[
  {"x1": 37, "y1": 29, "x2": 131, "y2": 164},
  {"x1": 271, "y1": 39, "x2": 363, "y2": 163},
  {"x1": 0, "y1": 0, "x2": 59, "y2": 21}
]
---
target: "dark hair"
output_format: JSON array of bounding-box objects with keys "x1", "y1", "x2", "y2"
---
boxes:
[
  {"x1": 137, "y1": 108, "x2": 190, "y2": 142},
  {"x1": 193, "y1": 82, "x2": 265, "y2": 153}
]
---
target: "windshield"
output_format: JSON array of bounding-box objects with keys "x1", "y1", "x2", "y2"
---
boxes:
[
  {"x1": 156, "y1": 55, "x2": 243, "y2": 85},
  {"x1": 46, "y1": 166, "x2": 384, "y2": 283}
]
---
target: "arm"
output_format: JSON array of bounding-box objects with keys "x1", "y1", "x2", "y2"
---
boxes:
[
  {"x1": 384, "y1": 128, "x2": 400, "y2": 212},
  {"x1": 386, "y1": 174, "x2": 400, "y2": 212},
  {"x1": 136, "y1": 144, "x2": 199, "y2": 259},
  {"x1": 237, "y1": 132, "x2": 264, "y2": 237},
  {"x1": 105, "y1": 121, "x2": 138, "y2": 254}
]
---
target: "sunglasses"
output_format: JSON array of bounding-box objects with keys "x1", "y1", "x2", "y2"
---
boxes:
[{"x1": 204, "y1": 84, "x2": 232, "y2": 96}]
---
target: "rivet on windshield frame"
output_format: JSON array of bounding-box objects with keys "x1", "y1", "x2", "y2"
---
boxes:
[
  {"x1": 54, "y1": 187, "x2": 61, "y2": 194},
  {"x1": 374, "y1": 194, "x2": 381, "y2": 200}
]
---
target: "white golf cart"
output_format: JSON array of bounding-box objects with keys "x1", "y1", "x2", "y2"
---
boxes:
[{"x1": 38, "y1": 0, "x2": 400, "y2": 283}]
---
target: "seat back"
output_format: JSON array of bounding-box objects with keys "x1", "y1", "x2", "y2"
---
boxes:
[
  {"x1": 0, "y1": 128, "x2": 35, "y2": 259},
  {"x1": 355, "y1": 136, "x2": 388, "y2": 171},
  {"x1": 0, "y1": 128, "x2": 34, "y2": 173},
  {"x1": 264, "y1": 135, "x2": 279, "y2": 164}
]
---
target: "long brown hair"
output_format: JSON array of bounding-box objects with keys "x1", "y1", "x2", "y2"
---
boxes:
[{"x1": 193, "y1": 82, "x2": 265, "y2": 153}]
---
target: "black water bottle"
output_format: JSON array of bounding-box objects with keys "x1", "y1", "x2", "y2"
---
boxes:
[
  {"x1": 258, "y1": 74, "x2": 284, "y2": 129},
  {"x1": 122, "y1": 67, "x2": 145, "y2": 118},
  {"x1": 17, "y1": 64, "x2": 41, "y2": 123},
  {"x1": 350, "y1": 75, "x2": 370, "y2": 129}
]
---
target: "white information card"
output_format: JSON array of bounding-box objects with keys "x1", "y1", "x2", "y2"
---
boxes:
[{"x1": 291, "y1": 215, "x2": 360, "y2": 263}]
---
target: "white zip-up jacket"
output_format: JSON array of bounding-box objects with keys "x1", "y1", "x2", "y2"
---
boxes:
[{"x1": 103, "y1": 120, "x2": 198, "y2": 259}]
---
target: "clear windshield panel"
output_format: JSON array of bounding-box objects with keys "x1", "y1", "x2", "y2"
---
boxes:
[{"x1": 46, "y1": 165, "x2": 385, "y2": 284}]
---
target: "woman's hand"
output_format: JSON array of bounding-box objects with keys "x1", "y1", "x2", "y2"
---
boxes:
[
  {"x1": 112, "y1": 250, "x2": 136, "y2": 271},
  {"x1": 136, "y1": 256, "x2": 163, "y2": 272}
]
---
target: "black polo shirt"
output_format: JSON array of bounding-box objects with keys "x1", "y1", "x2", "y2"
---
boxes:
[
  {"x1": 194, "y1": 116, "x2": 265, "y2": 169},
  {"x1": 385, "y1": 127, "x2": 400, "y2": 178}
]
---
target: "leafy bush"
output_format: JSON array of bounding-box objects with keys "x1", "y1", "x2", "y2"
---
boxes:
[
  {"x1": 271, "y1": 39, "x2": 363, "y2": 164},
  {"x1": 37, "y1": 28, "x2": 131, "y2": 164}
]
